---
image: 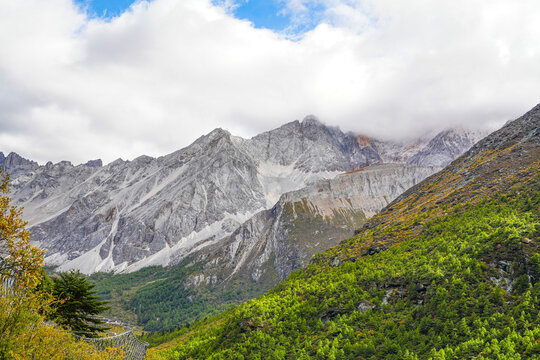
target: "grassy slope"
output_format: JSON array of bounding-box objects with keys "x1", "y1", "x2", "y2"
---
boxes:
[
  {"x1": 151, "y1": 107, "x2": 540, "y2": 359},
  {"x1": 283, "y1": 199, "x2": 367, "y2": 259}
]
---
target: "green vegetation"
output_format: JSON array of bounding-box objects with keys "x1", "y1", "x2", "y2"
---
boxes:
[
  {"x1": 129, "y1": 261, "x2": 217, "y2": 331},
  {"x1": 51, "y1": 270, "x2": 110, "y2": 336},
  {"x1": 88, "y1": 260, "x2": 255, "y2": 332},
  {"x1": 88, "y1": 265, "x2": 170, "y2": 325},
  {"x1": 151, "y1": 167, "x2": 540, "y2": 359}
]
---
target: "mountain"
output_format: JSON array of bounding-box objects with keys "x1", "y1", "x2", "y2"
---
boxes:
[
  {"x1": 407, "y1": 127, "x2": 487, "y2": 166},
  {"x1": 150, "y1": 104, "x2": 539, "y2": 359},
  {"x1": 0, "y1": 152, "x2": 38, "y2": 178},
  {"x1": 4, "y1": 119, "x2": 482, "y2": 274},
  {"x1": 185, "y1": 164, "x2": 439, "y2": 285}
]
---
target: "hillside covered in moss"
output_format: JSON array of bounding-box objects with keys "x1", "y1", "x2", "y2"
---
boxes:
[{"x1": 149, "y1": 104, "x2": 540, "y2": 360}]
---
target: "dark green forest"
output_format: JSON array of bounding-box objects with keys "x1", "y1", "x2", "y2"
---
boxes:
[{"x1": 88, "y1": 258, "x2": 261, "y2": 331}]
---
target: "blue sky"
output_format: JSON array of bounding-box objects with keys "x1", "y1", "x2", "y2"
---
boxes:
[
  {"x1": 230, "y1": 0, "x2": 292, "y2": 31},
  {"x1": 75, "y1": 0, "x2": 138, "y2": 18},
  {"x1": 75, "y1": 0, "x2": 319, "y2": 32},
  {"x1": 229, "y1": 0, "x2": 326, "y2": 33}
]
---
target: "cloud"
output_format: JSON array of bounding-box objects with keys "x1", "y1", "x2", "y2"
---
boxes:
[{"x1": 0, "y1": 0, "x2": 539, "y2": 164}]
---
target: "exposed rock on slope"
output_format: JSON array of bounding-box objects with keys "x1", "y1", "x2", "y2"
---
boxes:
[
  {"x1": 241, "y1": 117, "x2": 382, "y2": 172},
  {"x1": 184, "y1": 164, "x2": 440, "y2": 290},
  {"x1": 407, "y1": 127, "x2": 487, "y2": 166},
  {"x1": 19, "y1": 130, "x2": 268, "y2": 274}
]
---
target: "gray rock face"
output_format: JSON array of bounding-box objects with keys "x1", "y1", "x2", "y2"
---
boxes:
[
  {"x1": 407, "y1": 128, "x2": 487, "y2": 166},
  {"x1": 185, "y1": 164, "x2": 440, "y2": 289},
  {"x1": 14, "y1": 129, "x2": 268, "y2": 273},
  {"x1": 0, "y1": 152, "x2": 39, "y2": 178},
  {"x1": 5, "y1": 117, "x2": 481, "y2": 274},
  {"x1": 85, "y1": 159, "x2": 103, "y2": 167},
  {"x1": 242, "y1": 117, "x2": 382, "y2": 172}
]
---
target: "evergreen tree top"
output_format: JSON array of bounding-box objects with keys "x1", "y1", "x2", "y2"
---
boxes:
[{"x1": 52, "y1": 270, "x2": 110, "y2": 336}]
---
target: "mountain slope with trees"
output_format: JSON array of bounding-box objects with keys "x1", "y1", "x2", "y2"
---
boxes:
[{"x1": 150, "y1": 104, "x2": 540, "y2": 359}]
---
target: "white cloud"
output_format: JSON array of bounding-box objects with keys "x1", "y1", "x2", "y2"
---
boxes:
[{"x1": 0, "y1": 0, "x2": 539, "y2": 164}]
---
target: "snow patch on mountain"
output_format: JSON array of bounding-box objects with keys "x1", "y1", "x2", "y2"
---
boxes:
[{"x1": 257, "y1": 161, "x2": 341, "y2": 207}]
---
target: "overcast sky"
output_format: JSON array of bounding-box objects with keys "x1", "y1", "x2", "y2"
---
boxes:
[{"x1": 1, "y1": 0, "x2": 539, "y2": 165}]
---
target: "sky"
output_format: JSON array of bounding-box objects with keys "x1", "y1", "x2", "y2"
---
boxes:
[{"x1": 1, "y1": 0, "x2": 539, "y2": 165}]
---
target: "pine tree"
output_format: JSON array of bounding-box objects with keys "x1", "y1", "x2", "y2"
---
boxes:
[{"x1": 52, "y1": 270, "x2": 110, "y2": 336}]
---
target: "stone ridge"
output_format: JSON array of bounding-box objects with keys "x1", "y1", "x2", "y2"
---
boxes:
[{"x1": 407, "y1": 128, "x2": 487, "y2": 167}]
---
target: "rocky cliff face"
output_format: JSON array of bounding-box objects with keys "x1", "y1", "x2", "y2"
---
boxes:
[
  {"x1": 241, "y1": 117, "x2": 382, "y2": 172},
  {"x1": 13, "y1": 129, "x2": 270, "y2": 273},
  {"x1": 183, "y1": 164, "x2": 440, "y2": 292},
  {"x1": 407, "y1": 128, "x2": 487, "y2": 166},
  {"x1": 0, "y1": 152, "x2": 39, "y2": 178},
  {"x1": 3, "y1": 117, "x2": 482, "y2": 274}
]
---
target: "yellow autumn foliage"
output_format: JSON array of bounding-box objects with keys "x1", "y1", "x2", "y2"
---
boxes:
[{"x1": 0, "y1": 170, "x2": 123, "y2": 360}]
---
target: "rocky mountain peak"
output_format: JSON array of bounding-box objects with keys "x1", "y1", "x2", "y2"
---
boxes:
[
  {"x1": 130, "y1": 155, "x2": 154, "y2": 167},
  {"x1": 1, "y1": 151, "x2": 36, "y2": 166},
  {"x1": 4, "y1": 113, "x2": 495, "y2": 274},
  {"x1": 85, "y1": 159, "x2": 103, "y2": 167},
  {"x1": 300, "y1": 115, "x2": 323, "y2": 127},
  {"x1": 185, "y1": 128, "x2": 235, "y2": 154},
  {"x1": 0, "y1": 151, "x2": 39, "y2": 177},
  {"x1": 109, "y1": 158, "x2": 126, "y2": 166},
  {"x1": 206, "y1": 127, "x2": 232, "y2": 140},
  {"x1": 406, "y1": 126, "x2": 487, "y2": 167}
]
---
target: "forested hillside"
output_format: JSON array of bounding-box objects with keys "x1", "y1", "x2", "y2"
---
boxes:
[{"x1": 150, "y1": 105, "x2": 540, "y2": 359}]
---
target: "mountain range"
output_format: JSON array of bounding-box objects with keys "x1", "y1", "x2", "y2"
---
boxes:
[{"x1": 2, "y1": 118, "x2": 485, "y2": 278}]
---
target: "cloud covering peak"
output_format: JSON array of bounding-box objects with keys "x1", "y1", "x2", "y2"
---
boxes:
[{"x1": 1, "y1": 0, "x2": 539, "y2": 164}]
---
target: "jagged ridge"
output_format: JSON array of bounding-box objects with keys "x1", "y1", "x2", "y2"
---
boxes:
[{"x1": 4, "y1": 118, "x2": 483, "y2": 274}]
